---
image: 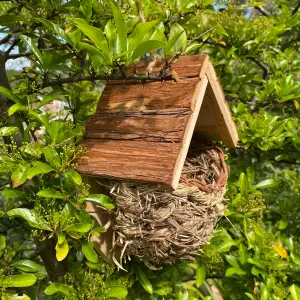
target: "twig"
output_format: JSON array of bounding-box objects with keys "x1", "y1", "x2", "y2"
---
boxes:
[
  {"x1": 6, "y1": 52, "x2": 32, "y2": 59},
  {"x1": 254, "y1": 6, "x2": 271, "y2": 16},
  {"x1": 248, "y1": 57, "x2": 269, "y2": 80},
  {"x1": 293, "y1": 1, "x2": 300, "y2": 15},
  {"x1": 39, "y1": 72, "x2": 174, "y2": 89},
  {"x1": 164, "y1": 27, "x2": 215, "y2": 71},
  {"x1": 36, "y1": 281, "x2": 40, "y2": 300},
  {"x1": 136, "y1": 0, "x2": 146, "y2": 22},
  {"x1": 0, "y1": 34, "x2": 12, "y2": 45}
]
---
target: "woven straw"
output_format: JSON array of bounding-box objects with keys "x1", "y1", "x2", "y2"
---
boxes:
[{"x1": 103, "y1": 146, "x2": 227, "y2": 264}]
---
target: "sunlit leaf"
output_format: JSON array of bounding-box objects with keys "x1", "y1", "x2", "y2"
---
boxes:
[
  {"x1": 13, "y1": 260, "x2": 40, "y2": 272},
  {"x1": 272, "y1": 243, "x2": 288, "y2": 258},
  {"x1": 44, "y1": 283, "x2": 76, "y2": 297},
  {"x1": 27, "y1": 163, "x2": 55, "y2": 179},
  {"x1": 83, "y1": 194, "x2": 115, "y2": 210},
  {"x1": 0, "y1": 126, "x2": 19, "y2": 137},
  {"x1": 0, "y1": 274, "x2": 36, "y2": 287},
  {"x1": 107, "y1": 286, "x2": 128, "y2": 299},
  {"x1": 82, "y1": 241, "x2": 98, "y2": 263},
  {"x1": 37, "y1": 189, "x2": 65, "y2": 199},
  {"x1": 7, "y1": 208, "x2": 52, "y2": 231},
  {"x1": 55, "y1": 239, "x2": 69, "y2": 261}
]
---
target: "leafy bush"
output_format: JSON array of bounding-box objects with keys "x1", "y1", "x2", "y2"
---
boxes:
[{"x1": 0, "y1": 0, "x2": 299, "y2": 299}]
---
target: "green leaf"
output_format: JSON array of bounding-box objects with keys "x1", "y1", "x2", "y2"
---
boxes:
[
  {"x1": 0, "y1": 86, "x2": 19, "y2": 103},
  {"x1": 136, "y1": 265, "x2": 153, "y2": 294},
  {"x1": 225, "y1": 267, "x2": 246, "y2": 276},
  {"x1": 196, "y1": 263, "x2": 206, "y2": 288},
  {"x1": 37, "y1": 189, "x2": 65, "y2": 199},
  {"x1": 279, "y1": 218, "x2": 288, "y2": 230},
  {"x1": 8, "y1": 104, "x2": 28, "y2": 116},
  {"x1": 238, "y1": 172, "x2": 248, "y2": 198},
  {"x1": 109, "y1": 0, "x2": 127, "y2": 54},
  {"x1": 132, "y1": 40, "x2": 166, "y2": 61},
  {"x1": 0, "y1": 236, "x2": 6, "y2": 251},
  {"x1": 55, "y1": 239, "x2": 69, "y2": 261},
  {"x1": 44, "y1": 283, "x2": 76, "y2": 297},
  {"x1": 290, "y1": 284, "x2": 300, "y2": 299},
  {"x1": 0, "y1": 15, "x2": 25, "y2": 25},
  {"x1": 44, "y1": 147, "x2": 61, "y2": 169},
  {"x1": 74, "y1": 18, "x2": 111, "y2": 62},
  {"x1": 20, "y1": 35, "x2": 44, "y2": 69},
  {"x1": 128, "y1": 20, "x2": 159, "y2": 52},
  {"x1": 107, "y1": 286, "x2": 128, "y2": 299},
  {"x1": 0, "y1": 274, "x2": 36, "y2": 287},
  {"x1": 58, "y1": 233, "x2": 66, "y2": 244},
  {"x1": 83, "y1": 194, "x2": 115, "y2": 210},
  {"x1": 2, "y1": 188, "x2": 25, "y2": 199},
  {"x1": 36, "y1": 18, "x2": 73, "y2": 45},
  {"x1": 65, "y1": 223, "x2": 93, "y2": 233},
  {"x1": 7, "y1": 208, "x2": 52, "y2": 231},
  {"x1": 0, "y1": 126, "x2": 19, "y2": 136},
  {"x1": 11, "y1": 164, "x2": 31, "y2": 188},
  {"x1": 64, "y1": 170, "x2": 82, "y2": 185},
  {"x1": 165, "y1": 23, "x2": 187, "y2": 55},
  {"x1": 27, "y1": 163, "x2": 55, "y2": 179},
  {"x1": 82, "y1": 242, "x2": 98, "y2": 263},
  {"x1": 13, "y1": 260, "x2": 40, "y2": 272},
  {"x1": 38, "y1": 89, "x2": 65, "y2": 108},
  {"x1": 253, "y1": 179, "x2": 277, "y2": 189}
]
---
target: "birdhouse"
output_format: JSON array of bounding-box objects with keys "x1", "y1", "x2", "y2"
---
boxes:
[
  {"x1": 77, "y1": 54, "x2": 239, "y2": 264},
  {"x1": 77, "y1": 55, "x2": 238, "y2": 189}
]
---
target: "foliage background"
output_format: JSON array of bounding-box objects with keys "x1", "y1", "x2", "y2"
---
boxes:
[{"x1": 0, "y1": 0, "x2": 299, "y2": 299}]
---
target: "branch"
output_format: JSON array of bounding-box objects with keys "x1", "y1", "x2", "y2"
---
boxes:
[
  {"x1": 7, "y1": 46, "x2": 70, "y2": 60},
  {"x1": 0, "y1": 34, "x2": 12, "y2": 45},
  {"x1": 248, "y1": 57, "x2": 269, "y2": 80},
  {"x1": 7, "y1": 52, "x2": 32, "y2": 59},
  {"x1": 254, "y1": 6, "x2": 271, "y2": 16},
  {"x1": 136, "y1": 0, "x2": 146, "y2": 22},
  {"x1": 165, "y1": 27, "x2": 215, "y2": 69},
  {"x1": 293, "y1": 1, "x2": 300, "y2": 15},
  {"x1": 39, "y1": 72, "x2": 174, "y2": 89},
  {"x1": 5, "y1": 38, "x2": 20, "y2": 57},
  {"x1": 0, "y1": 52, "x2": 23, "y2": 146}
]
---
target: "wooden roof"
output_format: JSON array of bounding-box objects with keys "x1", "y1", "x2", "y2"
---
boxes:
[{"x1": 77, "y1": 55, "x2": 238, "y2": 189}]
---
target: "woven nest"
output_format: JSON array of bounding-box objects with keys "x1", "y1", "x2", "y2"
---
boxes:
[{"x1": 103, "y1": 146, "x2": 228, "y2": 264}]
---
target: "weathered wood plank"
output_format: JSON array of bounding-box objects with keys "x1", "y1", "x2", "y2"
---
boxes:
[
  {"x1": 204, "y1": 62, "x2": 239, "y2": 148},
  {"x1": 77, "y1": 139, "x2": 181, "y2": 186},
  {"x1": 97, "y1": 77, "x2": 199, "y2": 113},
  {"x1": 171, "y1": 76, "x2": 209, "y2": 188},
  {"x1": 85, "y1": 111, "x2": 189, "y2": 142}
]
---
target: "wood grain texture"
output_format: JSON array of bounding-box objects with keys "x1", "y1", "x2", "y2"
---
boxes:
[
  {"x1": 96, "y1": 77, "x2": 200, "y2": 113},
  {"x1": 205, "y1": 62, "x2": 239, "y2": 148},
  {"x1": 85, "y1": 111, "x2": 189, "y2": 142},
  {"x1": 171, "y1": 76, "x2": 209, "y2": 188},
  {"x1": 77, "y1": 139, "x2": 181, "y2": 186}
]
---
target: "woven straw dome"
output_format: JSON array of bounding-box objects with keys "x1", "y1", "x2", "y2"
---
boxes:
[{"x1": 103, "y1": 146, "x2": 228, "y2": 264}]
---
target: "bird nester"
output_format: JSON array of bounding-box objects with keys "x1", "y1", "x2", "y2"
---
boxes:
[{"x1": 77, "y1": 54, "x2": 238, "y2": 264}]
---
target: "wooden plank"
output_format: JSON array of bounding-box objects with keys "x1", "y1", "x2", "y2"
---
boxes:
[
  {"x1": 85, "y1": 111, "x2": 189, "y2": 142},
  {"x1": 171, "y1": 76, "x2": 209, "y2": 189},
  {"x1": 205, "y1": 62, "x2": 239, "y2": 148},
  {"x1": 97, "y1": 77, "x2": 200, "y2": 113},
  {"x1": 77, "y1": 139, "x2": 181, "y2": 186},
  {"x1": 194, "y1": 100, "x2": 221, "y2": 141}
]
